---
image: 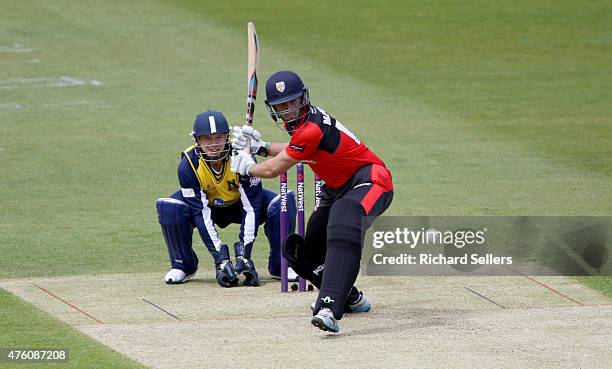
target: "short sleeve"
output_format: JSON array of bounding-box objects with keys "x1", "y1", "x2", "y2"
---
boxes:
[{"x1": 284, "y1": 123, "x2": 323, "y2": 160}]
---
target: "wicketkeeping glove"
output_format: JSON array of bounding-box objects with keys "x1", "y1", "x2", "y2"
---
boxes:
[
  {"x1": 230, "y1": 150, "x2": 256, "y2": 176},
  {"x1": 231, "y1": 125, "x2": 270, "y2": 156},
  {"x1": 216, "y1": 260, "x2": 239, "y2": 288}
]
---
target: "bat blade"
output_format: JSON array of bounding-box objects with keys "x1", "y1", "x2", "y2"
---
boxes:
[{"x1": 245, "y1": 21, "x2": 260, "y2": 128}]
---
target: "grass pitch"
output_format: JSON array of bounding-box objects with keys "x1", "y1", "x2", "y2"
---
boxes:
[{"x1": 1, "y1": 274, "x2": 610, "y2": 369}]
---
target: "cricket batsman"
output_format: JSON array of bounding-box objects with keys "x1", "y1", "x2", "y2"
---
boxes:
[
  {"x1": 156, "y1": 110, "x2": 295, "y2": 288},
  {"x1": 230, "y1": 71, "x2": 394, "y2": 332}
]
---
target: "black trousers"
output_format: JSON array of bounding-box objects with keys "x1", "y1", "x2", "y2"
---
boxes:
[{"x1": 305, "y1": 164, "x2": 394, "y2": 319}]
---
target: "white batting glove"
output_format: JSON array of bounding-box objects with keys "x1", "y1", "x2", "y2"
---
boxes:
[
  {"x1": 231, "y1": 126, "x2": 270, "y2": 156},
  {"x1": 230, "y1": 126, "x2": 249, "y2": 150},
  {"x1": 230, "y1": 150, "x2": 256, "y2": 176}
]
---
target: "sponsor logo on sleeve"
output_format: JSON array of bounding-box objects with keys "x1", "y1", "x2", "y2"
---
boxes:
[
  {"x1": 289, "y1": 144, "x2": 305, "y2": 152},
  {"x1": 181, "y1": 188, "x2": 196, "y2": 198}
]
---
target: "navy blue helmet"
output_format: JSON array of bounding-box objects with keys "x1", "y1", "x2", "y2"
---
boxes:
[
  {"x1": 192, "y1": 110, "x2": 230, "y2": 137},
  {"x1": 264, "y1": 70, "x2": 311, "y2": 131},
  {"x1": 191, "y1": 110, "x2": 231, "y2": 161}
]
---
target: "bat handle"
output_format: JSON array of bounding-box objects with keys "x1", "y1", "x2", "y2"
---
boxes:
[
  {"x1": 244, "y1": 117, "x2": 253, "y2": 154},
  {"x1": 244, "y1": 137, "x2": 252, "y2": 154}
]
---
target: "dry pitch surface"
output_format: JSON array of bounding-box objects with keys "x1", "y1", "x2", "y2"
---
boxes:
[{"x1": 1, "y1": 273, "x2": 611, "y2": 369}]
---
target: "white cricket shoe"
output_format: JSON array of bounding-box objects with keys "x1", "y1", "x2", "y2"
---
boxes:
[
  {"x1": 270, "y1": 267, "x2": 299, "y2": 282},
  {"x1": 310, "y1": 291, "x2": 371, "y2": 313},
  {"x1": 311, "y1": 307, "x2": 339, "y2": 333},
  {"x1": 164, "y1": 269, "x2": 194, "y2": 284},
  {"x1": 347, "y1": 291, "x2": 371, "y2": 313}
]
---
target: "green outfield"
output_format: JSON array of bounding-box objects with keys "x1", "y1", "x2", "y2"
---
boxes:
[{"x1": 1, "y1": 0, "x2": 611, "y2": 367}]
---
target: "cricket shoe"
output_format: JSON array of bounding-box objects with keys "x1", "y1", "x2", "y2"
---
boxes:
[
  {"x1": 164, "y1": 269, "x2": 194, "y2": 284},
  {"x1": 311, "y1": 307, "x2": 339, "y2": 333},
  {"x1": 310, "y1": 291, "x2": 371, "y2": 313},
  {"x1": 270, "y1": 267, "x2": 299, "y2": 282},
  {"x1": 287, "y1": 267, "x2": 298, "y2": 282},
  {"x1": 346, "y1": 291, "x2": 371, "y2": 313}
]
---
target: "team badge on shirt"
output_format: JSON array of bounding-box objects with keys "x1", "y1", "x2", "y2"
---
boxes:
[{"x1": 227, "y1": 180, "x2": 239, "y2": 191}]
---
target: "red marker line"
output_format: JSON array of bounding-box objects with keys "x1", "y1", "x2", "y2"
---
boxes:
[
  {"x1": 504, "y1": 266, "x2": 584, "y2": 306},
  {"x1": 31, "y1": 283, "x2": 103, "y2": 324}
]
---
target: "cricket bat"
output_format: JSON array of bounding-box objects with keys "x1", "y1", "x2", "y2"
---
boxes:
[{"x1": 244, "y1": 22, "x2": 260, "y2": 153}]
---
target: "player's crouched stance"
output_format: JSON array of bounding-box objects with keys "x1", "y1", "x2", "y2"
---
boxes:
[{"x1": 157, "y1": 110, "x2": 296, "y2": 288}]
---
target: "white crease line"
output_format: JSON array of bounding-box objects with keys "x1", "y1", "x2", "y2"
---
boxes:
[
  {"x1": 0, "y1": 76, "x2": 103, "y2": 89},
  {"x1": 0, "y1": 100, "x2": 105, "y2": 110},
  {"x1": 0, "y1": 59, "x2": 40, "y2": 64},
  {"x1": 0, "y1": 103, "x2": 25, "y2": 110},
  {"x1": 40, "y1": 100, "x2": 96, "y2": 107},
  {"x1": 0, "y1": 48, "x2": 33, "y2": 53},
  {"x1": 0, "y1": 44, "x2": 33, "y2": 53},
  {"x1": 0, "y1": 77, "x2": 48, "y2": 85},
  {"x1": 54, "y1": 76, "x2": 86, "y2": 87}
]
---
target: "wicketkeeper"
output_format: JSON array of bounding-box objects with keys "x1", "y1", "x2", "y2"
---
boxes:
[
  {"x1": 156, "y1": 110, "x2": 295, "y2": 288},
  {"x1": 231, "y1": 71, "x2": 394, "y2": 332}
]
